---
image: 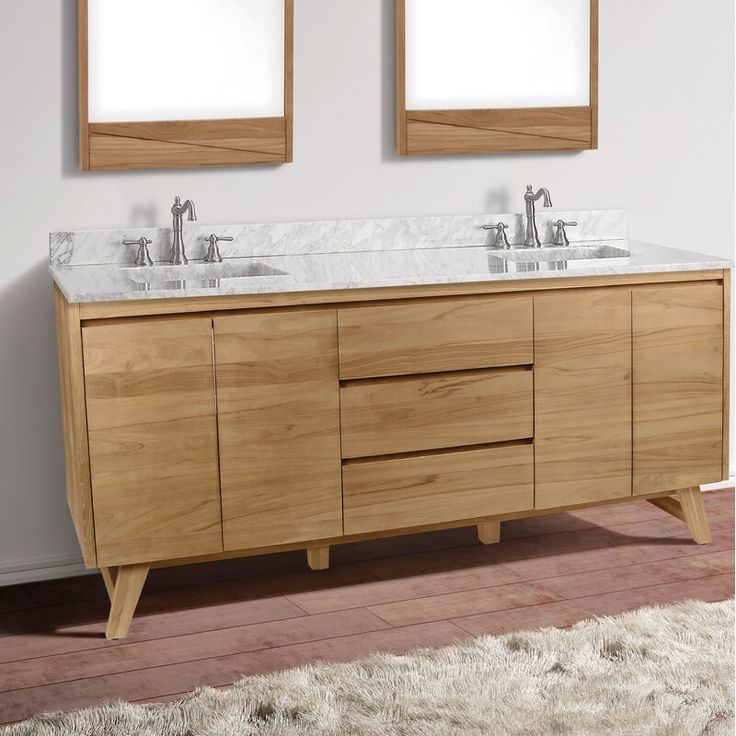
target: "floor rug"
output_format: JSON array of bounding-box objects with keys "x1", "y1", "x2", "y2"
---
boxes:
[{"x1": 4, "y1": 598, "x2": 733, "y2": 736}]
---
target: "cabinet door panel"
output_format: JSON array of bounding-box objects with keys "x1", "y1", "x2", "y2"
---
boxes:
[
  {"x1": 83, "y1": 318, "x2": 222, "y2": 567},
  {"x1": 215, "y1": 311, "x2": 342, "y2": 550},
  {"x1": 535, "y1": 290, "x2": 632, "y2": 509},
  {"x1": 633, "y1": 284, "x2": 723, "y2": 493}
]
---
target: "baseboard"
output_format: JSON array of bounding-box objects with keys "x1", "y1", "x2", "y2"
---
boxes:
[
  {"x1": 0, "y1": 553, "x2": 92, "y2": 587},
  {"x1": 1, "y1": 472, "x2": 733, "y2": 587}
]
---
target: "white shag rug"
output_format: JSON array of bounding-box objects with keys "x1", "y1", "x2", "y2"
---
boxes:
[{"x1": 4, "y1": 599, "x2": 733, "y2": 736}]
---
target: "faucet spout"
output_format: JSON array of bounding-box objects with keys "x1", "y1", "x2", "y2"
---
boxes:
[
  {"x1": 170, "y1": 196, "x2": 197, "y2": 265},
  {"x1": 523, "y1": 185, "x2": 553, "y2": 248}
]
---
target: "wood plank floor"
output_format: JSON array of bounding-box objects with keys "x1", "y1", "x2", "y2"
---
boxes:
[{"x1": 0, "y1": 489, "x2": 733, "y2": 726}]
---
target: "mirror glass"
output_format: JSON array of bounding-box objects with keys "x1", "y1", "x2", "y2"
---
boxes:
[
  {"x1": 88, "y1": 0, "x2": 285, "y2": 123},
  {"x1": 405, "y1": 0, "x2": 590, "y2": 110}
]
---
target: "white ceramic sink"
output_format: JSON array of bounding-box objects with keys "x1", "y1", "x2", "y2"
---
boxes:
[
  {"x1": 125, "y1": 260, "x2": 287, "y2": 291},
  {"x1": 490, "y1": 244, "x2": 631, "y2": 263}
]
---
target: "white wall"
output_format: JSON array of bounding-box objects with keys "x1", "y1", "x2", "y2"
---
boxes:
[{"x1": 0, "y1": 0, "x2": 733, "y2": 585}]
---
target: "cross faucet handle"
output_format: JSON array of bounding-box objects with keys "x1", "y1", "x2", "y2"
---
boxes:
[
  {"x1": 203, "y1": 234, "x2": 234, "y2": 263},
  {"x1": 552, "y1": 220, "x2": 578, "y2": 246},
  {"x1": 122, "y1": 237, "x2": 153, "y2": 267},
  {"x1": 482, "y1": 222, "x2": 511, "y2": 250}
]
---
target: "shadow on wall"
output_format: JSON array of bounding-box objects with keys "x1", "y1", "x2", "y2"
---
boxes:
[
  {"x1": 0, "y1": 262, "x2": 77, "y2": 556},
  {"x1": 60, "y1": 0, "x2": 79, "y2": 179}
]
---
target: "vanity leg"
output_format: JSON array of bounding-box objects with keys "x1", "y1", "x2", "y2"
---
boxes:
[
  {"x1": 478, "y1": 521, "x2": 501, "y2": 545},
  {"x1": 100, "y1": 566, "x2": 118, "y2": 603},
  {"x1": 676, "y1": 487, "x2": 712, "y2": 545},
  {"x1": 307, "y1": 546, "x2": 330, "y2": 571},
  {"x1": 105, "y1": 563, "x2": 150, "y2": 640}
]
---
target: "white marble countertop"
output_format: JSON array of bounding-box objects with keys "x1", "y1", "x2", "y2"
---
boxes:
[{"x1": 50, "y1": 240, "x2": 732, "y2": 304}]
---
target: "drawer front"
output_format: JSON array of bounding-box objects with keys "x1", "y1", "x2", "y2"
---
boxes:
[
  {"x1": 343, "y1": 444, "x2": 534, "y2": 535},
  {"x1": 337, "y1": 297, "x2": 533, "y2": 379},
  {"x1": 341, "y1": 368, "x2": 533, "y2": 458}
]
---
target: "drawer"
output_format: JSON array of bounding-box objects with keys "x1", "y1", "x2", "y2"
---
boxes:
[
  {"x1": 343, "y1": 444, "x2": 534, "y2": 535},
  {"x1": 337, "y1": 297, "x2": 533, "y2": 379},
  {"x1": 340, "y1": 368, "x2": 533, "y2": 458}
]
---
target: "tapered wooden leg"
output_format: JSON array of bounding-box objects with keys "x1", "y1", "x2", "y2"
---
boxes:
[
  {"x1": 307, "y1": 546, "x2": 330, "y2": 571},
  {"x1": 478, "y1": 521, "x2": 501, "y2": 545},
  {"x1": 105, "y1": 563, "x2": 150, "y2": 640},
  {"x1": 676, "y1": 487, "x2": 712, "y2": 545},
  {"x1": 100, "y1": 566, "x2": 118, "y2": 603}
]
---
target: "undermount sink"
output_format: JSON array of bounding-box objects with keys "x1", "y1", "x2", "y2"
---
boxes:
[
  {"x1": 125, "y1": 260, "x2": 288, "y2": 292},
  {"x1": 490, "y1": 244, "x2": 631, "y2": 263}
]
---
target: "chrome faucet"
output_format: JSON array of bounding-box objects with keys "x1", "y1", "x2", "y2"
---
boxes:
[
  {"x1": 523, "y1": 185, "x2": 553, "y2": 248},
  {"x1": 170, "y1": 196, "x2": 197, "y2": 265}
]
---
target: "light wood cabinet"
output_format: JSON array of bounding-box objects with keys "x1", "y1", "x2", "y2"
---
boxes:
[
  {"x1": 55, "y1": 270, "x2": 730, "y2": 639},
  {"x1": 633, "y1": 284, "x2": 724, "y2": 494},
  {"x1": 534, "y1": 290, "x2": 633, "y2": 509},
  {"x1": 214, "y1": 311, "x2": 343, "y2": 550},
  {"x1": 82, "y1": 318, "x2": 223, "y2": 567}
]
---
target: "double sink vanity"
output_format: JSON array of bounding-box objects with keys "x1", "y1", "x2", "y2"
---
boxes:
[{"x1": 51, "y1": 195, "x2": 732, "y2": 639}]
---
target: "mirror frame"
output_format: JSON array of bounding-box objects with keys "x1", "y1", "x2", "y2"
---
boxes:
[
  {"x1": 78, "y1": 0, "x2": 293, "y2": 171},
  {"x1": 396, "y1": 0, "x2": 598, "y2": 156}
]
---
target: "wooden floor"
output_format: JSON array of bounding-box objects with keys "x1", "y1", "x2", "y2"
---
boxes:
[{"x1": 0, "y1": 489, "x2": 733, "y2": 726}]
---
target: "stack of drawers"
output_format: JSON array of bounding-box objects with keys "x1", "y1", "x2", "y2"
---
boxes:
[{"x1": 336, "y1": 297, "x2": 536, "y2": 535}]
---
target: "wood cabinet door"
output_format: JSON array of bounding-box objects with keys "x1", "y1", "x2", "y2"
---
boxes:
[
  {"x1": 633, "y1": 283, "x2": 724, "y2": 494},
  {"x1": 83, "y1": 318, "x2": 223, "y2": 567},
  {"x1": 214, "y1": 311, "x2": 343, "y2": 551},
  {"x1": 535, "y1": 290, "x2": 632, "y2": 509}
]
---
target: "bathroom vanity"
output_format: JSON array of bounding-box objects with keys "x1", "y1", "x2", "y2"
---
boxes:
[{"x1": 51, "y1": 209, "x2": 732, "y2": 639}]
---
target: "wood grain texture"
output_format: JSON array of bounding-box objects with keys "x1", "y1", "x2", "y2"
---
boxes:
[
  {"x1": 589, "y1": 0, "x2": 599, "y2": 149},
  {"x1": 340, "y1": 368, "x2": 533, "y2": 458},
  {"x1": 307, "y1": 547, "x2": 330, "y2": 571},
  {"x1": 78, "y1": 0, "x2": 89, "y2": 170},
  {"x1": 723, "y1": 271, "x2": 731, "y2": 480},
  {"x1": 633, "y1": 284, "x2": 724, "y2": 494},
  {"x1": 214, "y1": 311, "x2": 343, "y2": 551},
  {"x1": 405, "y1": 110, "x2": 592, "y2": 156},
  {"x1": 477, "y1": 521, "x2": 501, "y2": 545},
  {"x1": 77, "y1": 271, "x2": 725, "y2": 321},
  {"x1": 88, "y1": 124, "x2": 285, "y2": 171},
  {"x1": 396, "y1": 0, "x2": 407, "y2": 155},
  {"x1": 534, "y1": 290, "x2": 632, "y2": 509},
  {"x1": 83, "y1": 318, "x2": 223, "y2": 567},
  {"x1": 343, "y1": 444, "x2": 534, "y2": 535},
  {"x1": 79, "y1": 2, "x2": 293, "y2": 171},
  {"x1": 676, "y1": 487, "x2": 712, "y2": 545},
  {"x1": 338, "y1": 297, "x2": 532, "y2": 379},
  {"x1": 100, "y1": 567, "x2": 117, "y2": 604},
  {"x1": 397, "y1": 1, "x2": 598, "y2": 155},
  {"x1": 149, "y1": 487, "x2": 681, "y2": 571},
  {"x1": 54, "y1": 286, "x2": 96, "y2": 566},
  {"x1": 284, "y1": 0, "x2": 294, "y2": 162},
  {"x1": 647, "y1": 496, "x2": 686, "y2": 524},
  {"x1": 106, "y1": 563, "x2": 150, "y2": 640}
]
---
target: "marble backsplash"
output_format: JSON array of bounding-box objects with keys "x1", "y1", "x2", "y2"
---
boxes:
[{"x1": 50, "y1": 210, "x2": 628, "y2": 266}]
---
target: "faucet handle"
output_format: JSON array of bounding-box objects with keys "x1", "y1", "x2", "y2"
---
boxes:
[
  {"x1": 482, "y1": 222, "x2": 511, "y2": 250},
  {"x1": 203, "y1": 234, "x2": 234, "y2": 263},
  {"x1": 552, "y1": 220, "x2": 578, "y2": 246},
  {"x1": 122, "y1": 237, "x2": 153, "y2": 267}
]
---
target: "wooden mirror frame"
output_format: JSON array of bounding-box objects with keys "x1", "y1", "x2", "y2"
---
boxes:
[
  {"x1": 396, "y1": 0, "x2": 598, "y2": 156},
  {"x1": 78, "y1": 0, "x2": 293, "y2": 171}
]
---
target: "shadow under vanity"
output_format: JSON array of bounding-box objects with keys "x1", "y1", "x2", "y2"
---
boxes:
[{"x1": 51, "y1": 207, "x2": 732, "y2": 639}]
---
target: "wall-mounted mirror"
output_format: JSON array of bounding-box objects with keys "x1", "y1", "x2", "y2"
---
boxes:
[
  {"x1": 396, "y1": 0, "x2": 598, "y2": 156},
  {"x1": 79, "y1": 0, "x2": 293, "y2": 170}
]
